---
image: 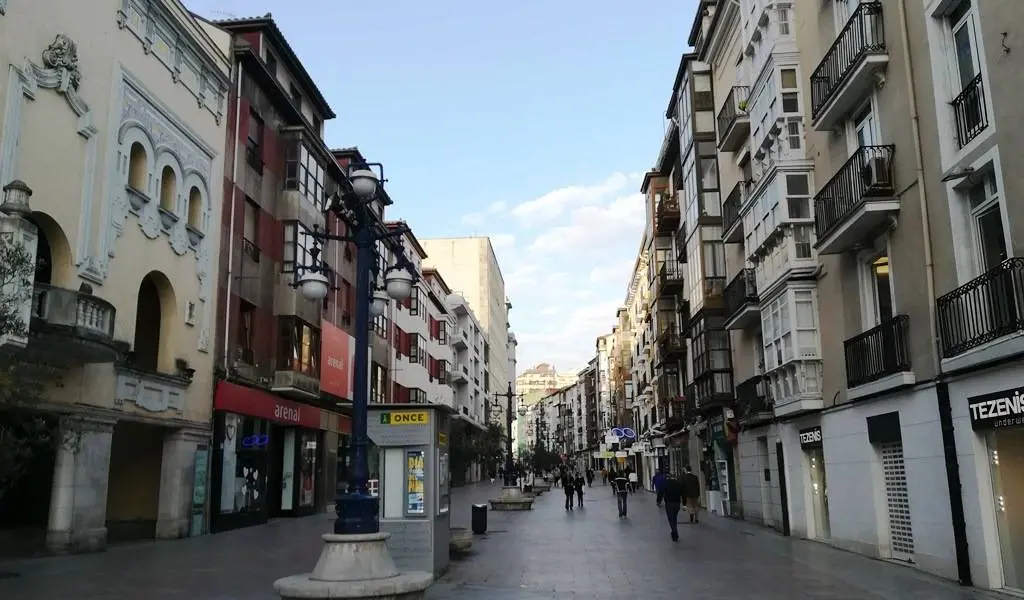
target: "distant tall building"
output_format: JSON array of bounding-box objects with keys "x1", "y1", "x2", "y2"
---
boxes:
[
  {"x1": 516, "y1": 363, "x2": 577, "y2": 397},
  {"x1": 420, "y1": 237, "x2": 513, "y2": 425}
]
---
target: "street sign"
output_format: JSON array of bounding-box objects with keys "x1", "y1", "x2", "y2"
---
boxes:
[{"x1": 379, "y1": 411, "x2": 430, "y2": 425}]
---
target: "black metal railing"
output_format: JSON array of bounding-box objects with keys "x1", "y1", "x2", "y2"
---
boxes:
[
  {"x1": 655, "y1": 192, "x2": 681, "y2": 234},
  {"x1": 814, "y1": 144, "x2": 896, "y2": 240},
  {"x1": 952, "y1": 73, "x2": 988, "y2": 149},
  {"x1": 844, "y1": 314, "x2": 911, "y2": 388},
  {"x1": 717, "y1": 86, "x2": 750, "y2": 146},
  {"x1": 242, "y1": 238, "x2": 260, "y2": 263},
  {"x1": 659, "y1": 261, "x2": 684, "y2": 290},
  {"x1": 722, "y1": 180, "x2": 747, "y2": 236},
  {"x1": 937, "y1": 258, "x2": 1024, "y2": 358},
  {"x1": 735, "y1": 375, "x2": 772, "y2": 420},
  {"x1": 723, "y1": 268, "x2": 758, "y2": 320},
  {"x1": 810, "y1": 1, "x2": 886, "y2": 120}
]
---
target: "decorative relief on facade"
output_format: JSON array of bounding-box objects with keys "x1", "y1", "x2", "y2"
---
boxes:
[
  {"x1": 168, "y1": 219, "x2": 189, "y2": 255},
  {"x1": 41, "y1": 34, "x2": 82, "y2": 92},
  {"x1": 0, "y1": 37, "x2": 103, "y2": 283},
  {"x1": 138, "y1": 200, "x2": 161, "y2": 239},
  {"x1": 114, "y1": 367, "x2": 186, "y2": 414},
  {"x1": 116, "y1": 0, "x2": 228, "y2": 123}
]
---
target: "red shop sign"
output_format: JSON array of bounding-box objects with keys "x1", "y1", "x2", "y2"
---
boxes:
[{"x1": 214, "y1": 381, "x2": 321, "y2": 429}]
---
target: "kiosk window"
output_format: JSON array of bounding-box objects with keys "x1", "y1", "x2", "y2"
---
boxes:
[{"x1": 406, "y1": 450, "x2": 426, "y2": 515}]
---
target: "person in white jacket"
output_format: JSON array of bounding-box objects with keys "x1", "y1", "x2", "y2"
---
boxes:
[{"x1": 627, "y1": 469, "x2": 639, "y2": 494}]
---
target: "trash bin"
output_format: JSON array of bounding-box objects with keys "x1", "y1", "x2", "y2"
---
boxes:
[{"x1": 471, "y1": 503, "x2": 487, "y2": 535}]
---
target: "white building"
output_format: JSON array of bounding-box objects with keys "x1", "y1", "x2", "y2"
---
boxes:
[
  {"x1": 421, "y1": 237, "x2": 512, "y2": 425},
  {"x1": 443, "y1": 292, "x2": 488, "y2": 427}
]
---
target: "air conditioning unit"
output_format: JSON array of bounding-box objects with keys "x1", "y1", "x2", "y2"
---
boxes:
[{"x1": 861, "y1": 155, "x2": 892, "y2": 190}]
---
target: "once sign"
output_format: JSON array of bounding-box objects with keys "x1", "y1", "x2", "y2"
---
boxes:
[
  {"x1": 380, "y1": 411, "x2": 430, "y2": 426},
  {"x1": 969, "y1": 387, "x2": 1024, "y2": 430},
  {"x1": 799, "y1": 426, "x2": 823, "y2": 448}
]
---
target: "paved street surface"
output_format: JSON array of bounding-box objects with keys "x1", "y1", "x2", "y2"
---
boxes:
[{"x1": 0, "y1": 480, "x2": 1002, "y2": 600}]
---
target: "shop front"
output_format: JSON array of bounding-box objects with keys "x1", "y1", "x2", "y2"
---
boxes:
[
  {"x1": 211, "y1": 381, "x2": 332, "y2": 533},
  {"x1": 798, "y1": 425, "x2": 830, "y2": 540},
  {"x1": 702, "y1": 414, "x2": 737, "y2": 516}
]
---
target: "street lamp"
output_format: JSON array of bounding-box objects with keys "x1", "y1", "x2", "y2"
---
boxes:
[
  {"x1": 292, "y1": 161, "x2": 418, "y2": 535},
  {"x1": 491, "y1": 384, "x2": 522, "y2": 487}
]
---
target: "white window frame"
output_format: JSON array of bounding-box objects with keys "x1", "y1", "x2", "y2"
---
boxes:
[
  {"x1": 847, "y1": 97, "x2": 881, "y2": 155},
  {"x1": 948, "y1": 147, "x2": 1011, "y2": 284},
  {"x1": 965, "y1": 167, "x2": 1006, "y2": 276},
  {"x1": 947, "y1": 1, "x2": 981, "y2": 94},
  {"x1": 856, "y1": 236, "x2": 894, "y2": 331}
]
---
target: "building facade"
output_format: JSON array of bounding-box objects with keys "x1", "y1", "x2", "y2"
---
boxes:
[
  {"x1": 0, "y1": 0, "x2": 229, "y2": 553},
  {"x1": 420, "y1": 237, "x2": 512, "y2": 425}
]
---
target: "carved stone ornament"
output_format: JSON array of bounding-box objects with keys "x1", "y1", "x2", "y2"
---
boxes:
[{"x1": 41, "y1": 34, "x2": 82, "y2": 91}]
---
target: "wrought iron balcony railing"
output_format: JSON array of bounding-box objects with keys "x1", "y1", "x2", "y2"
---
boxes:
[
  {"x1": 717, "y1": 86, "x2": 750, "y2": 147},
  {"x1": 844, "y1": 314, "x2": 911, "y2": 388},
  {"x1": 723, "y1": 268, "x2": 758, "y2": 320},
  {"x1": 735, "y1": 375, "x2": 772, "y2": 421},
  {"x1": 721, "y1": 180, "x2": 748, "y2": 238},
  {"x1": 814, "y1": 144, "x2": 896, "y2": 240},
  {"x1": 810, "y1": 1, "x2": 887, "y2": 121},
  {"x1": 937, "y1": 258, "x2": 1024, "y2": 358},
  {"x1": 952, "y1": 73, "x2": 988, "y2": 149}
]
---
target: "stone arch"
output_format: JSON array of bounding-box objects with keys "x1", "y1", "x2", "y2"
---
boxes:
[
  {"x1": 132, "y1": 270, "x2": 177, "y2": 373},
  {"x1": 118, "y1": 123, "x2": 155, "y2": 195},
  {"x1": 153, "y1": 152, "x2": 183, "y2": 214},
  {"x1": 25, "y1": 211, "x2": 74, "y2": 288},
  {"x1": 182, "y1": 171, "x2": 209, "y2": 232}
]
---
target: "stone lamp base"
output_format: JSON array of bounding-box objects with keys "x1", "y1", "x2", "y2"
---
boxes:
[
  {"x1": 274, "y1": 533, "x2": 433, "y2": 600},
  {"x1": 489, "y1": 485, "x2": 534, "y2": 511}
]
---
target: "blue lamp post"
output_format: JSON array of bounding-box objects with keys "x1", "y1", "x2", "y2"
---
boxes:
[{"x1": 293, "y1": 162, "x2": 418, "y2": 535}]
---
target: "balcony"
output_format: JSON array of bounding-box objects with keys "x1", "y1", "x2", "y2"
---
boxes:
[
  {"x1": 937, "y1": 259, "x2": 1024, "y2": 368},
  {"x1": 721, "y1": 180, "x2": 748, "y2": 244},
  {"x1": 814, "y1": 145, "x2": 898, "y2": 254},
  {"x1": 952, "y1": 73, "x2": 989, "y2": 149},
  {"x1": 844, "y1": 314, "x2": 914, "y2": 400},
  {"x1": 717, "y1": 86, "x2": 751, "y2": 152},
  {"x1": 723, "y1": 269, "x2": 759, "y2": 330},
  {"x1": 659, "y1": 262, "x2": 685, "y2": 295},
  {"x1": 271, "y1": 368, "x2": 320, "y2": 401},
  {"x1": 810, "y1": 1, "x2": 889, "y2": 131},
  {"x1": 735, "y1": 375, "x2": 772, "y2": 427},
  {"x1": 655, "y1": 192, "x2": 681, "y2": 236},
  {"x1": 674, "y1": 223, "x2": 688, "y2": 261},
  {"x1": 657, "y1": 373, "x2": 681, "y2": 404},
  {"x1": 24, "y1": 283, "x2": 120, "y2": 365},
  {"x1": 451, "y1": 328, "x2": 467, "y2": 350},
  {"x1": 655, "y1": 324, "x2": 686, "y2": 365}
]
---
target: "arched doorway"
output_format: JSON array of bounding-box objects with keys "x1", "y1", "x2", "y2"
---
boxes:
[{"x1": 132, "y1": 275, "x2": 162, "y2": 372}]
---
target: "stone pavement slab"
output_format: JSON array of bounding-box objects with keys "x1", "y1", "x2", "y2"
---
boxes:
[{"x1": 0, "y1": 480, "x2": 1006, "y2": 600}]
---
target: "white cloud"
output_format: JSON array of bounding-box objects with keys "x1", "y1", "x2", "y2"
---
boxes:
[
  {"x1": 495, "y1": 173, "x2": 646, "y2": 374},
  {"x1": 460, "y1": 201, "x2": 508, "y2": 226}
]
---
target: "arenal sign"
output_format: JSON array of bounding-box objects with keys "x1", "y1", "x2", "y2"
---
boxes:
[
  {"x1": 968, "y1": 387, "x2": 1024, "y2": 430},
  {"x1": 799, "y1": 426, "x2": 823, "y2": 448}
]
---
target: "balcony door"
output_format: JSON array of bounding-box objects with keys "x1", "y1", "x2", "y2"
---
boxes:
[
  {"x1": 853, "y1": 106, "x2": 878, "y2": 149},
  {"x1": 950, "y1": 2, "x2": 981, "y2": 93},
  {"x1": 859, "y1": 244, "x2": 894, "y2": 331}
]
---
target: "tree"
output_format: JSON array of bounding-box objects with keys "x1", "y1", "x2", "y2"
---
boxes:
[
  {"x1": 0, "y1": 233, "x2": 58, "y2": 502},
  {"x1": 448, "y1": 421, "x2": 505, "y2": 484}
]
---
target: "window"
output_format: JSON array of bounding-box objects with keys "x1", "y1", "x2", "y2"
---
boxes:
[
  {"x1": 128, "y1": 143, "x2": 147, "y2": 191},
  {"x1": 777, "y1": 4, "x2": 791, "y2": 35},
  {"x1": 187, "y1": 187, "x2": 203, "y2": 230},
  {"x1": 159, "y1": 166, "x2": 176, "y2": 212},
  {"x1": 242, "y1": 198, "x2": 260, "y2": 262},
  {"x1": 290, "y1": 83, "x2": 303, "y2": 109},
  {"x1": 948, "y1": 1, "x2": 987, "y2": 147},
  {"x1": 967, "y1": 170, "x2": 1007, "y2": 275},
  {"x1": 786, "y1": 174, "x2": 811, "y2": 219},
  {"x1": 762, "y1": 290, "x2": 820, "y2": 372},
  {"x1": 237, "y1": 301, "x2": 256, "y2": 364},
  {"x1": 312, "y1": 116, "x2": 322, "y2": 135},
  {"x1": 277, "y1": 317, "x2": 320, "y2": 377},
  {"x1": 409, "y1": 286, "x2": 420, "y2": 316},
  {"x1": 371, "y1": 363, "x2": 387, "y2": 403},
  {"x1": 246, "y1": 110, "x2": 264, "y2": 174},
  {"x1": 341, "y1": 280, "x2": 353, "y2": 322},
  {"x1": 793, "y1": 225, "x2": 813, "y2": 259},
  {"x1": 410, "y1": 388, "x2": 427, "y2": 404},
  {"x1": 780, "y1": 69, "x2": 800, "y2": 114},
  {"x1": 862, "y1": 254, "x2": 894, "y2": 327},
  {"x1": 284, "y1": 140, "x2": 327, "y2": 209},
  {"x1": 438, "y1": 320, "x2": 448, "y2": 344},
  {"x1": 282, "y1": 221, "x2": 316, "y2": 274},
  {"x1": 786, "y1": 120, "x2": 802, "y2": 150},
  {"x1": 265, "y1": 52, "x2": 278, "y2": 76},
  {"x1": 373, "y1": 314, "x2": 389, "y2": 339},
  {"x1": 949, "y1": 1, "x2": 980, "y2": 92}
]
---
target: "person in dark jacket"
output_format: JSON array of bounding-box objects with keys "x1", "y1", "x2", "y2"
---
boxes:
[
  {"x1": 575, "y1": 473, "x2": 585, "y2": 507},
  {"x1": 612, "y1": 471, "x2": 630, "y2": 517},
  {"x1": 652, "y1": 470, "x2": 667, "y2": 507},
  {"x1": 563, "y1": 471, "x2": 577, "y2": 510},
  {"x1": 683, "y1": 465, "x2": 701, "y2": 523},
  {"x1": 662, "y1": 472, "x2": 686, "y2": 541}
]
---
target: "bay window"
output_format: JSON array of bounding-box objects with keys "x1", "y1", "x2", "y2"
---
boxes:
[
  {"x1": 283, "y1": 221, "x2": 317, "y2": 274},
  {"x1": 277, "y1": 317, "x2": 320, "y2": 377},
  {"x1": 284, "y1": 139, "x2": 328, "y2": 210}
]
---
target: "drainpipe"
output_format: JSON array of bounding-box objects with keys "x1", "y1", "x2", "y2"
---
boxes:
[
  {"x1": 897, "y1": 0, "x2": 971, "y2": 586},
  {"x1": 222, "y1": 59, "x2": 244, "y2": 372}
]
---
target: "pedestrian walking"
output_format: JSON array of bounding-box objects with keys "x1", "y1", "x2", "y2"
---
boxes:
[
  {"x1": 575, "y1": 473, "x2": 585, "y2": 507},
  {"x1": 652, "y1": 470, "x2": 667, "y2": 507},
  {"x1": 600, "y1": 468, "x2": 608, "y2": 485},
  {"x1": 585, "y1": 468, "x2": 594, "y2": 487},
  {"x1": 612, "y1": 470, "x2": 630, "y2": 517},
  {"x1": 564, "y1": 471, "x2": 576, "y2": 511},
  {"x1": 627, "y1": 469, "x2": 638, "y2": 494},
  {"x1": 662, "y1": 472, "x2": 686, "y2": 542},
  {"x1": 683, "y1": 465, "x2": 701, "y2": 524}
]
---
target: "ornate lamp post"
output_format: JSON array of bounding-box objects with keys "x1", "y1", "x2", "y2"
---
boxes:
[
  {"x1": 291, "y1": 162, "x2": 417, "y2": 535},
  {"x1": 490, "y1": 384, "x2": 520, "y2": 487}
]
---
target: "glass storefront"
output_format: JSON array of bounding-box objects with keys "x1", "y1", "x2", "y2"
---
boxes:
[
  {"x1": 806, "y1": 446, "x2": 830, "y2": 539},
  {"x1": 987, "y1": 429, "x2": 1024, "y2": 590},
  {"x1": 218, "y1": 413, "x2": 270, "y2": 516}
]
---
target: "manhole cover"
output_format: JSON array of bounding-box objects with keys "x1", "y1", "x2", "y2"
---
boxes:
[{"x1": 0, "y1": 572, "x2": 21, "y2": 579}]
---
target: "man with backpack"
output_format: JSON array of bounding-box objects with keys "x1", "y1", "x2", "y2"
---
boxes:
[
  {"x1": 662, "y1": 471, "x2": 686, "y2": 541},
  {"x1": 612, "y1": 470, "x2": 630, "y2": 517}
]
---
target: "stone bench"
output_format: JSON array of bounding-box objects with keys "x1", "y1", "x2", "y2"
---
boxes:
[{"x1": 449, "y1": 527, "x2": 473, "y2": 554}]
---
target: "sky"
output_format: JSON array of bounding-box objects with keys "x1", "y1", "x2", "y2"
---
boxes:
[{"x1": 188, "y1": 0, "x2": 699, "y2": 374}]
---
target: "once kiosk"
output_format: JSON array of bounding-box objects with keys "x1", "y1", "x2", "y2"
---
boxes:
[{"x1": 367, "y1": 404, "x2": 453, "y2": 577}]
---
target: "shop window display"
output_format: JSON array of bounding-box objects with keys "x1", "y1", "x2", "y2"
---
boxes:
[
  {"x1": 300, "y1": 431, "x2": 318, "y2": 508},
  {"x1": 219, "y1": 414, "x2": 270, "y2": 514},
  {"x1": 987, "y1": 430, "x2": 1024, "y2": 591}
]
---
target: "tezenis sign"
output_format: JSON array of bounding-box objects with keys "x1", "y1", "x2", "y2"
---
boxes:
[
  {"x1": 968, "y1": 387, "x2": 1024, "y2": 431},
  {"x1": 799, "y1": 426, "x2": 823, "y2": 448}
]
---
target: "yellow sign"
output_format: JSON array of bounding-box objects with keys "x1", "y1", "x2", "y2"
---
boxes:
[
  {"x1": 380, "y1": 411, "x2": 430, "y2": 425},
  {"x1": 438, "y1": 432, "x2": 449, "y2": 447}
]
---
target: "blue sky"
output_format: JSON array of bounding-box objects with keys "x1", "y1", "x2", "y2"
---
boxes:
[{"x1": 189, "y1": 0, "x2": 699, "y2": 373}]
